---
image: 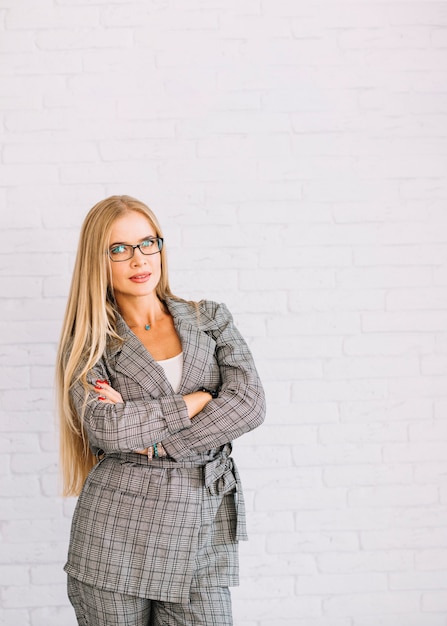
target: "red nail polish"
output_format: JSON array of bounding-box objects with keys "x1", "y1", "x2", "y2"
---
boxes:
[{"x1": 98, "y1": 396, "x2": 106, "y2": 401}]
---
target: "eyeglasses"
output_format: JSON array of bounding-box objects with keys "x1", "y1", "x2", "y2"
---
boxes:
[{"x1": 108, "y1": 238, "x2": 164, "y2": 262}]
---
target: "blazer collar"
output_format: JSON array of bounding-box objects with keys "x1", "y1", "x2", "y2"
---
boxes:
[{"x1": 106, "y1": 298, "x2": 217, "y2": 396}]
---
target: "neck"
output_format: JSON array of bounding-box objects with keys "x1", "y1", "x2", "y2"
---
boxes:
[{"x1": 116, "y1": 294, "x2": 165, "y2": 330}]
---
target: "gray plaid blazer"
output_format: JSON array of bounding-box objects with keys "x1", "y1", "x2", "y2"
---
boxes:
[{"x1": 64, "y1": 299, "x2": 265, "y2": 603}]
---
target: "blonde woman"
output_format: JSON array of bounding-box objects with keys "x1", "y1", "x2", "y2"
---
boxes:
[{"x1": 56, "y1": 195, "x2": 265, "y2": 626}]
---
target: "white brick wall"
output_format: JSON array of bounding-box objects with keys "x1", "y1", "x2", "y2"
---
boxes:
[{"x1": 1, "y1": 1, "x2": 447, "y2": 624}]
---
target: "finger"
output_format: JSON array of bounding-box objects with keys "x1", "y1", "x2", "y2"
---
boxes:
[
  {"x1": 96, "y1": 391, "x2": 118, "y2": 404},
  {"x1": 95, "y1": 381, "x2": 121, "y2": 399}
]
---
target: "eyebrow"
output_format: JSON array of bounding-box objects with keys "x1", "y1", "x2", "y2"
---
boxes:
[{"x1": 109, "y1": 235, "x2": 156, "y2": 247}]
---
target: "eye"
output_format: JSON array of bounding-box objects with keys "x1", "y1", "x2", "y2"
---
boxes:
[
  {"x1": 110, "y1": 244, "x2": 127, "y2": 255},
  {"x1": 140, "y1": 238, "x2": 155, "y2": 249}
]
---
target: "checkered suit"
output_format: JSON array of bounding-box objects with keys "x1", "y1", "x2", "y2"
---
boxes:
[{"x1": 64, "y1": 300, "x2": 265, "y2": 603}]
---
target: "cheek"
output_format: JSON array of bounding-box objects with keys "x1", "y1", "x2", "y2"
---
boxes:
[{"x1": 110, "y1": 265, "x2": 125, "y2": 288}]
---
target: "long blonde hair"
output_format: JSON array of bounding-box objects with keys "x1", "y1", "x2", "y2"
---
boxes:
[{"x1": 56, "y1": 195, "x2": 175, "y2": 496}]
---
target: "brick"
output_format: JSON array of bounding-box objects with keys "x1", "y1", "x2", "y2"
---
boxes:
[
  {"x1": 29, "y1": 606, "x2": 76, "y2": 626},
  {"x1": 340, "y1": 399, "x2": 433, "y2": 423},
  {"x1": 159, "y1": 157, "x2": 258, "y2": 182},
  {"x1": 0, "y1": 565, "x2": 29, "y2": 586},
  {"x1": 389, "y1": 571, "x2": 447, "y2": 590},
  {"x1": 387, "y1": 288, "x2": 447, "y2": 311},
  {"x1": 239, "y1": 552, "x2": 316, "y2": 577},
  {"x1": 354, "y1": 615, "x2": 447, "y2": 626},
  {"x1": 2, "y1": 584, "x2": 67, "y2": 608},
  {"x1": 319, "y1": 422, "x2": 407, "y2": 445},
  {"x1": 268, "y1": 531, "x2": 359, "y2": 554},
  {"x1": 416, "y1": 549, "x2": 447, "y2": 572},
  {"x1": 256, "y1": 486, "x2": 347, "y2": 512},
  {"x1": 0, "y1": 476, "x2": 40, "y2": 497},
  {"x1": 323, "y1": 464, "x2": 412, "y2": 487},
  {"x1": 268, "y1": 313, "x2": 361, "y2": 336},
  {"x1": 0, "y1": 609, "x2": 31, "y2": 626},
  {"x1": 362, "y1": 528, "x2": 447, "y2": 551},
  {"x1": 298, "y1": 572, "x2": 387, "y2": 595},
  {"x1": 296, "y1": 506, "x2": 447, "y2": 533},
  {"x1": 414, "y1": 462, "x2": 447, "y2": 484},
  {"x1": 242, "y1": 268, "x2": 335, "y2": 291},
  {"x1": 323, "y1": 356, "x2": 419, "y2": 379},
  {"x1": 10, "y1": 453, "x2": 58, "y2": 476},
  {"x1": 197, "y1": 135, "x2": 291, "y2": 159},
  {"x1": 99, "y1": 138, "x2": 196, "y2": 161},
  {"x1": 422, "y1": 355, "x2": 447, "y2": 375},
  {"x1": 324, "y1": 591, "x2": 420, "y2": 616},
  {"x1": 3, "y1": 141, "x2": 98, "y2": 164},
  {"x1": 292, "y1": 443, "x2": 382, "y2": 466},
  {"x1": 344, "y1": 333, "x2": 434, "y2": 356},
  {"x1": 348, "y1": 485, "x2": 438, "y2": 508},
  {"x1": 251, "y1": 335, "x2": 343, "y2": 359},
  {"x1": 0, "y1": 322, "x2": 61, "y2": 345},
  {"x1": 383, "y1": 442, "x2": 447, "y2": 464},
  {"x1": 2, "y1": 519, "x2": 71, "y2": 544},
  {"x1": 422, "y1": 592, "x2": 447, "y2": 612},
  {"x1": 59, "y1": 162, "x2": 160, "y2": 184},
  {"x1": 338, "y1": 26, "x2": 430, "y2": 50},
  {"x1": 317, "y1": 550, "x2": 414, "y2": 574},
  {"x1": 0, "y1": 164, "x2": 59, "y2": 185},
  {"x1": 177, "y1": 111, "x2": 291, "y2": 138},
  {"x1": 409, "y1": 420, "x2": 447, "y2": 442},
  {"x1": 237, "y1": 575, "x2": 294, "y2": 599},
  {"x1": 0, "y1": 366, "x2": 30, "y2": 390},
  {"x1": 362, "y1": 311, "x2": 447, "y2": 332},
  {"x1": 232, "y1": 596, "x2": 322, "y2": 621},
  {"x1": 36, "y1": 27, "x2": 133, "y2": 50},
  {"x1": 0, "y1": 411, "x2": 52, "y2": 433},
  {"x1": 240, "y1": 202, "x2": 333, "y2": 226},
  {"x1": 0, "y1": 434, "x2": 40, "y2": 454},
  {"x1": 389, "y1": 375, "x2": 447, "y2": 399},
  {"x1": 290, "y1": 289, "x2": 384, "y2": 313},
  {"x1": 337, "y1": 266, "x2": 432, "y2": 289},
  {"x1": 263, "y1": 246, "x2": 352, "y2": 268},
  {"x1": 292, "y1": 379, "x2": 388, "y2": 403}
]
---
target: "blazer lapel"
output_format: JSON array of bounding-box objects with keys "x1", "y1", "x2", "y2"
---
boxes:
[
  {"x1": 166, "y1": 299, "x2": 219, "y2": 394},
  {"x1": 109, "y1": 315, "x2": 173, "y2": 397},
  {"x1": 106, "y1": 299, "x2": 218, "y2": 397}
]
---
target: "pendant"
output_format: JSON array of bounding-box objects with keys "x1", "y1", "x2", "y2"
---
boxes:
[{"x1": 145, "y1": 324, "x2": 151, "y2": 331}]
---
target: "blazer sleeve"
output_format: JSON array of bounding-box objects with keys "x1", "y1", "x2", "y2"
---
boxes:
[
  {"x1": 161, "y1": 302, "x2": 266, "y2": 460},
  {"x1": 69, "y1": 364, "x2": 191, "y2": 454}
]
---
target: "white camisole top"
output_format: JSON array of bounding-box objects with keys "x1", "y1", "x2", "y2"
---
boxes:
[{"x1": 156, "y1": 352, "x2": 183, "y2": 393}]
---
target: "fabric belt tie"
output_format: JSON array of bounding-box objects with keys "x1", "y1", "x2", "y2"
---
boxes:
[{"x1": 204, "y1": 452, "x2": 248, "y2": 541}]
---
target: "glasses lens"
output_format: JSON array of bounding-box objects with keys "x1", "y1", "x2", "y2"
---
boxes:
[
  {"x1": 109, "y1": 244, "x2": 132, "y2": 261},
  {"x1": 139, "y1": 238, "x2": 161, "y2": 255}
]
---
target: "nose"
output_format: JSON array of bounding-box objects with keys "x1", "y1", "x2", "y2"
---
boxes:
[{"x1": 130, "y1": 246, "x2": 148, "y2": 265}]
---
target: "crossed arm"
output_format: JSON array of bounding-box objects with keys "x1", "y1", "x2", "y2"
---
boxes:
[{"x1": 71, "y1": 303, "x2": 266, "y2": 460}]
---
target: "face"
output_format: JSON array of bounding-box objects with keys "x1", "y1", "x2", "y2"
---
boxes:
[{"x1": 108, "y1": 211, "x2": 162, "y2": 302}]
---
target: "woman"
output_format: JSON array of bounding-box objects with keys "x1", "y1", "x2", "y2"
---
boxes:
[{"x1": 56, "y1": 195, "x2": 266, "y2": 626}]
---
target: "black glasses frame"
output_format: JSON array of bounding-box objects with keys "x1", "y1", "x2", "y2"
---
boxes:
[{"x1": 108, "y1": 238, "x2": 164, "y2": 262}]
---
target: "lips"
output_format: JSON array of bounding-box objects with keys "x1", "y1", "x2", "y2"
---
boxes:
[{"x1": 129, "y1": 273, "x2": 152, "y2": 283}]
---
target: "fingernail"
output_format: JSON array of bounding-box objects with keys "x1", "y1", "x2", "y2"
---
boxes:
[
  {"x1": 94, "y1": 385, "x2": 102, "y2": 390},
  {"x1": 98, "y1": 396, "x2": 106, "y2": 401}
]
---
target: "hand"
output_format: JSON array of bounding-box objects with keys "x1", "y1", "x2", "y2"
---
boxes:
[
  {"x1": 94, "y1": 380, "x2": 123, "y2": 404},
  {"x1": 134, "y1": 443, "x2": 168, "y2": 458},
  {"x1": 94, "y1": 381, "x2": 167, "y2": 458},
  {"x1": 183, "y1": 390, "x2": 213, "y2": 420}
]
